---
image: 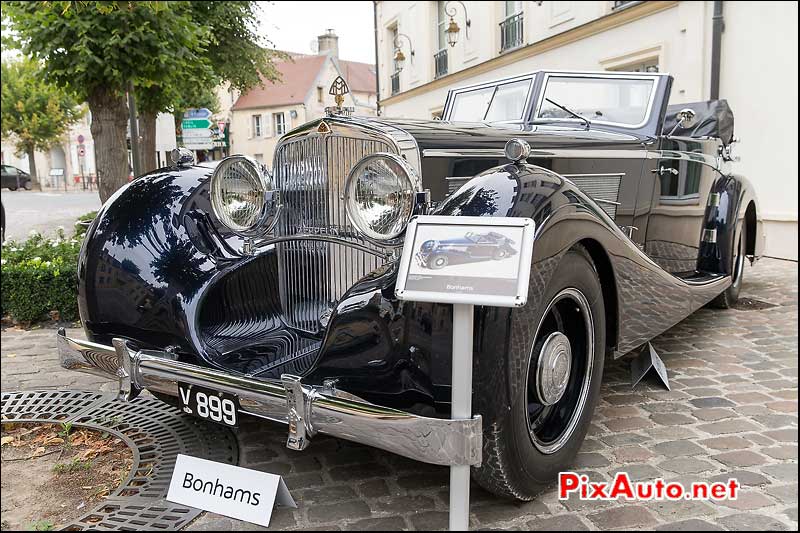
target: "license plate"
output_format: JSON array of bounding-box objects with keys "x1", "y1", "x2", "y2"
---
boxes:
[{"x1": 178, "y1": 383, "x2": 240, "y2": 428}]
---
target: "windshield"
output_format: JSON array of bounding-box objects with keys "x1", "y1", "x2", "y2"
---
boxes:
[
  {"x1": 449, "y1": 79, "x2": 531, "y2": 122},
  {"x1": 536, "y1": 75, "x2": 655, "y2": 127}
]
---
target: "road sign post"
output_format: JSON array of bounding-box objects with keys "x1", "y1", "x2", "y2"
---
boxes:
[{"x1": 395, "y1": 215, "x2": 536, "y2": 531}]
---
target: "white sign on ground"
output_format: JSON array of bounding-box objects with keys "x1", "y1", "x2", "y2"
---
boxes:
[{"x1": 167, "y1": 454, "x2": 296, "y2": 527}]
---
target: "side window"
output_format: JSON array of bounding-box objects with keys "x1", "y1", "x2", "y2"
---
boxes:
[
  {"x1": 484, "y1": 79, "x2": 531, "y2": 122},
  {"x1": 252, "y1": 114, "x2": 262, "y2": 138}
]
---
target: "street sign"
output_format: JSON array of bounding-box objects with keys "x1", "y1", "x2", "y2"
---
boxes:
[
  {"x1": 183, "y1": 140, "x2": 214, "y2": 150},
  {"x1": 77, "y1": 134, "x2": 85, "y2": 144},
  {"x1": 183, "y1": 108, "x2": 212, "y2": 119},
  {"x1": 77, "y1": 146, "x2": 86, "y2": 158},
  {"x1": 182, "y1": 128, "x2": 215, "y2": 139},
  {"x1": 181, "y1": 118, "x2": 213, "y2": 129}
]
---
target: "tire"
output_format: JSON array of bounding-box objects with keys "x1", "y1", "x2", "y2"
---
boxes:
[
  {"x1": 428, "y1": 254, "x2": 449, "y2": 270},
  {"x1": 8, "y1": 186, "x2": 17, "y2": 192},
  {"x1": 709, "y1": 223, "x2": 746, "y2": 309},
  {"x1": 23, "y1": 180, "x2": 33, "y2": 190},
  {"x1": 473, "y1": 245, "x2": 606, "y2": 500}
]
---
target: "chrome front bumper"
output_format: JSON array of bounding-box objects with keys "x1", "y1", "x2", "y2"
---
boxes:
[{"x1": 57, "y1": 329, "x2": 481, "y2": 466}]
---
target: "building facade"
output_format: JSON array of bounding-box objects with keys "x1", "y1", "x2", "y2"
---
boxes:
[
  {"x1": 375, "y1": 1, "x2": 798, "y2": 260},
  {"x1": 230, "y1": 30, "x2": 377, "y2": 166}
]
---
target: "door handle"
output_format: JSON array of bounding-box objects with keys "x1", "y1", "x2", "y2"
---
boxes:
[{"x1": 652, "y1": 166, "x2": 679, "y2": 176}]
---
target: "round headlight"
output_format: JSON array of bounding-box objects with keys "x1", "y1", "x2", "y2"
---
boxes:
[
  {"x1": 210, "y1": 156, "x2": 272, "y2": 236},
  {"x1": 344, "y1": 153, "x2": 418, "y2": 241}
]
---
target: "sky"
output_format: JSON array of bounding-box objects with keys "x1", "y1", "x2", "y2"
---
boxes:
[{"x1": 256, "y1": 1, "x2": 377, "y2": 64}]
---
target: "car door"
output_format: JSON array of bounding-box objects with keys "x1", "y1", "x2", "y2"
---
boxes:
[{"x1": 642, "y1": 137, "x2": 720, "y2": 276}]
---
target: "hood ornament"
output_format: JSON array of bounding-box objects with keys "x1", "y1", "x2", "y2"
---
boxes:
[{"x1": 325, "y1": 76, "x2": 354, "y2": 117}]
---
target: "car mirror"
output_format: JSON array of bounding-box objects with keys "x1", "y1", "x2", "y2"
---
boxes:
[{"x1": 676, "y1": 108, "x2": 697, "y2": 129}]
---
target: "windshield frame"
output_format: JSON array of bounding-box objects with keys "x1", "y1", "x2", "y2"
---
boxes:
[
  {"x1": 443, "y1": 74, "x2": 534, "y2": 124},
  {"x1": 531, "y1": 72, "x2": 661, "y2": 130}
]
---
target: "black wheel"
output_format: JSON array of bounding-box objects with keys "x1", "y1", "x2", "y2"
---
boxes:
[
  {"x1": 709, "y1": 223, "x2": 746, "y2": 309},
  {"x1": 7, "y1": 185, "x2": 17, "y2": 191},
  {"x1": 428, "y1": 254, "x2": 449, "y2": 270},
  {"x1": 23, "y1": 180, "x2": 33, "y2": 190},
  {"x1": 473, "y1": 245, "x2": 605, "y2": 500}
]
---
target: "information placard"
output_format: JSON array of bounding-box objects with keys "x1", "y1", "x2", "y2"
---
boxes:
[
  {"x1": 167, "y1": 454, "x2": 296, "y2": 527},
  {"x1": 395, "y1": 216, "x2": 535, "y2": 308}
]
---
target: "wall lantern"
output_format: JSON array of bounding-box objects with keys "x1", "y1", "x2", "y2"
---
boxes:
[
  {"x1": 393, "y1": 32, "x2": 415, "y2": 72},
  {"x1": 445, "y1": 0, "x2": 471, "y2": 47}
]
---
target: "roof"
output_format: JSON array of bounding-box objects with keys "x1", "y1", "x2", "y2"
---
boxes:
[
  {"x1": 232, "y1": 54, "x2": 376, "y2": 111},
  {"x1": 339, "y1": 60, "x2": 376, "y2": 93}
]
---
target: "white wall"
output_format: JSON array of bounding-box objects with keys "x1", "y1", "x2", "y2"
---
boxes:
[
  {"x1": 377, "y1": 0, "x2": 798, "y2": 260},
  {"x1": 720, "y1": 1, "x2": 798, "y2": 260}
]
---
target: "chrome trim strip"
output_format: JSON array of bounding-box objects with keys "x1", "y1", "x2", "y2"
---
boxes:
[
  {"x1": 57, "y1": 330, "x2": 482, "y2": 467},
  {"x1": 422, "y1": 148, "x2": 647, "y2": 160},
  {"x1": 562, "y1": 172, "x2": 627, "y2": 178},
  {"x1": 255, "y1": 234, "x2": 393, "y2": 259}
]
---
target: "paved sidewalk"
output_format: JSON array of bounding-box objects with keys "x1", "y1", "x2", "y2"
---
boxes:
[{"x1": 2, "y1": 259, "x2": 797, "y2": 530}]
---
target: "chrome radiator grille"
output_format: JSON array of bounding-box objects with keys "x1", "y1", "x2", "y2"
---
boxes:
[{"x1": 273, "y1": 134, "x2": 394, "y2": 332}]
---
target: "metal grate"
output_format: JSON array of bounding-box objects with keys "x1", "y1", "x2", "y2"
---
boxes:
[
  {"x1": 2, "y1": 390, "x2": 238, "y2": 531},
  {"x1": 500, "y1": 13, "x2": 524, "y2": 52},
  {"x1": 273, "y1": 134, "x2": 393, "y2": 333},
  {"x1": 434, "y1": 49, "x2": 448, "y2": 79},
  {"x1": 564, "y1": 173, "x2": 622, "y2": 219}
]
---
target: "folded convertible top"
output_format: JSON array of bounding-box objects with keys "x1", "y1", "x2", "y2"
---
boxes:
[{"x1": 663, "y1": 99, "x2": 735, "y2": 144}]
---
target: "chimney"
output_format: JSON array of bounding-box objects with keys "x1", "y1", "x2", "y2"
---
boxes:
[{"x1": 317, "y1": 28, "x2": 339, "y2": 58}]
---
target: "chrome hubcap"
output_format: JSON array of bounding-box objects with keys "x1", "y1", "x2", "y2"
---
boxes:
[
  {"x1": 525, "y1": 287, "x2": 594, "y2": 455},
  {"x1": 535, "y1": 332, "x2": 572, "y2": 405}
]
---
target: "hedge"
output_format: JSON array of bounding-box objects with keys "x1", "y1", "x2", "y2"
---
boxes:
[{"x1": 1, "y1": 223, "x2": 86, "y2": 323}]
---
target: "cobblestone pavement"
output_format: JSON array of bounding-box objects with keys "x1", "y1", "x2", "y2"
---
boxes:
[{"x1": 2, "y1": 259, "x2": 797, "y2": 531}]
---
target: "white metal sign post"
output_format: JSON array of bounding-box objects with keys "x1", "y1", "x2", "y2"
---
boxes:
[{"x1": 396, "y1": 215, "x2": 535, "y2": 531}]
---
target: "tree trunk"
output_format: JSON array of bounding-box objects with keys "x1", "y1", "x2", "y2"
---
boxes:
[
  {"x1": 25, "y1": 146, "x2": 41, "y2": 190},
  {"x1": 139, "y1": 110, "x2": 158, "y2": 174},
  {"x1": 87, "y1": 87, "x2": 130, "y2": 203}
]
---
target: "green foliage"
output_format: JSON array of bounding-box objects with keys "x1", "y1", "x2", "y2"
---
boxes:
[
  {"x1": 74, "y1": 210, "x2": 98, "y2": 238},
  {"x1": 58, "y1": 422, "x2": 74, "y2": 440},
  {"x1": 26, "y1": 520, "x2": 55, "y2": 531},
  {"x1": 3, "y1": 1, "x2": 211, "y2": 102},
  {"x1": 52, "y1": 457, "x2": 92, "y2": 474},
  {"x1": 0, "y1": 58, "x2": 84, "y2": 158},
  {"x1": 1, "y1": 227, "x2": 82, "y2": 323}
]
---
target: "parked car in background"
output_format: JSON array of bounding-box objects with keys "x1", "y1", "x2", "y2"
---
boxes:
[
  {"x1": 1, "y1": 165, "x2": 33, "y2": 190},
  {"x1": 418, "y1": 231, "x2": 518, "y2": 269},
  {"x1": 59, "y1": 70, "x2": 763, "y2": 501}
]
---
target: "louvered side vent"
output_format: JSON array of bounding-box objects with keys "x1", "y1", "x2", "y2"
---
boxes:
[
  {"x1": 273, "y1": 134, "x2": 394, "y2": 333},
  {"x1": 565, "y1": 174, "x2": 622, "y2": 219}
]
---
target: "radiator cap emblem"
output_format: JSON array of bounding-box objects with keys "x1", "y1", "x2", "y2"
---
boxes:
[
  {"x1": 317, "y1": 121, "x2": 332, "y2": 134},
  {"x1": 329, "y1": 76, "x2": 349, "y2": 107}
]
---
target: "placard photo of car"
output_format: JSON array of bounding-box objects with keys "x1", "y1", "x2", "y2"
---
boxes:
[{"x1": 416, "y1": 230, "x2": 518, "y2": 270}]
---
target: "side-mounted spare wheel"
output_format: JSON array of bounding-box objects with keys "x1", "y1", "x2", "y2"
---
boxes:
[{"x1": 473, "y1": 245, "x2": 606, "y2": 500}]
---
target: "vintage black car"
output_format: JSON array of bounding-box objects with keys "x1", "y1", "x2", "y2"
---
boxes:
[
  {"x1": 418, "y1": 231, "x2": 518, "y2": 269},
  {"x1": 59, "y1": 71, "x2": 763, "y2": 501}
]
